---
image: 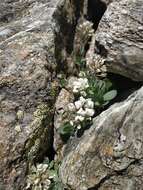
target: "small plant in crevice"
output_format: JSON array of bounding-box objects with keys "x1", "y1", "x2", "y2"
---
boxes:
[
  {"x1": 58, "y1": 71, "x2": 117, "y2": 140},
  {"x1": 73, "y1": 19, "x2": 94, "y2": 71},
  {"x1": 58, "y1": 121, "x2": 74, "y2": 143},
  {"x1": 74, "y1": 20, "x2": 94, "y2": 57},
  {"x1": 75, "y1": 53, "x2": 86, "y2": 70},
  {"x1": 58, "y1": 96, "x2": 94, "y2": 141},
  {"x1": 86, "y1": 74, "x2": 117, "y2": 108},
  {"x1": 26, "y1": 158, "x2": 65, "y2": 190},
  {"x1": 56, "y1": 73, "x2": 69, "y2": 90},
  {"x1": 56, "y1": 19, "x2": 117, "y2": 142}
]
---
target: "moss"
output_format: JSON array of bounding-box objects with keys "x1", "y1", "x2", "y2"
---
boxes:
[
  {"x1": 34, "y1": 104, "x2": 51, "y2": 120},
  {"x1": 25, "y1": 104, "x2": 54, "y2": 162}
]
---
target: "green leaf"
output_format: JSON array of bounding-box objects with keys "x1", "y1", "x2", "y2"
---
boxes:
[
  {"x1": 48, "y1": 170, "x2": 58, "y2": 179},
  {"x1": 105, "y1": 80, "x2": 113, "y2": 90},
  {"x1": 60, "y1": 78, "x2": 67, "y2": 88},
  {"x1": 43, "y1": 157, "x2": 50, "y2": 165},
  {"x1": 49, "y1": 160, "x2": 54, "y2": 169},
  {"x1": 58, "y1": 122, "x2": 74, "y2": 135},
  {"x1": 88, "y1": 89, "x2": 94, "y2": 95},
  {"x1": 102, "y1": 101, "x2": 110, "y2": 106},
  {"x1": 94, "y1": 101, "x2": 101, "y2": 107},
  {"x1": 58, "y1": 122, "x2": 74, "y2": 142},
  {"x1": 49, "y1": 182, "x2": 64, "y2": 190},
  {"x1": 103, "y1": 90, "x2": 117, "y2": 101},
  {"x1": 76, "y1": 56, "x2": 82, "y2": 65}
]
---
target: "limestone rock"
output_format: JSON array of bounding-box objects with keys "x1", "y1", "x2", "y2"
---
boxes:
[
  {"x1": 60, "y1": 86, "x2": 143, "y2": 190},
  {"x1": 95, "y1": 0, "x2": 143, "y2": 81},
  {"x1": 54, "y1": 88, "x2": 74, "y2": 160},
  {"x1": 0, "y1": 0, "x2": 60, "y2": 189}
]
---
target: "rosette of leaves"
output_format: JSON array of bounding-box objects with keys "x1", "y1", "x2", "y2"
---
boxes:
[
  {"x1": 26, "y1": 159, "x2": 64, "y2": 190},
  {"x1": 26, "y1": 162, "x2": 51, "y2": 190},
  {"x1": 86, "y1": 75, "x2": 117, "y2": 108},
  {"x1": 58, "y1": 122, "x2": 74, "y2": 143},
  {"x1": 58, "y1": 116, "x2": 93, "y2": 141},
  {"x1": 48, "y1": 161, "x2": 64, "y2": 190}
]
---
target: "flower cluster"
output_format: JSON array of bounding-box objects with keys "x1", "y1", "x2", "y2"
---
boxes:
[
  {"x1": 87, "y1": 53, "x2": 107, "y2": 78},
  {"x1": 72, "y1": 77, "x2": 89, "y2": 95},
  {"x1": 25, "y1": 158, "x2": 63, "y2": 190},
  {"x1": 76, "y1": 20, "x2": 94, "y2": 42},
  {"x1": 26, "y1": 163, "x2": 51, "y2": 190},
  {"x1": 73, "y1": 19, "x2": 94, "y2": 60},
  {"x1": 57, "y1": 17, "x2": 117, "y2": 140},
  {"x1": 67, "y1": 96, "x2": 94, "y2": 130}
]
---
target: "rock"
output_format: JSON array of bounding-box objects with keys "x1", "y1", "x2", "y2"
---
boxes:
[
  {"x1": 95, "y1": 0, "x2": 143, "y2": 81},
  {"x1": 53, "y1": 0, "x2": 85, "y2": 73},
  {"x1": 54, "y1": 88, "x2": 74, "y2": 160},
  {"x1": 0, "y1": 0, "x2": 61, "y2": 189},
  {"x1": 60, "y1": 86, "x2": 143, "y2": 190}
]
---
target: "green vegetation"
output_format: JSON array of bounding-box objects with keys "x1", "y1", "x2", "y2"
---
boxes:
[
  {"x1": 58, "y1": 122, "x2": 74, "y2": 142},
  {"x1": 58, "y1": 46, "x2": 117, "y2": 140},
  {"x1": 26, "y1": 159, "x2": 64, "y2": 190},
  {"x1": 86, "y1": 75, "x2": 117, "y2": 108}
]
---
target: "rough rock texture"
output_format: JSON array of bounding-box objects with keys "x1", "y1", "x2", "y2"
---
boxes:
[
  {"x1": 95, "y1": 0, "x2": 143, "y2": 81},
  {"x1": 1, "y1": 0, "x2": 143, "y2": 189},
  {"x1": 60, "y1": 86, "x2": 143, "y2": 190},
  {"x1": 54, "y1": 0, "x2": 84, "y2": 73},
  {"x1": 54, "y1": 88, "x2": 74, "y2": 160},
  {"x1": 0, "y1": 0, "x2": 61, "y2": 189}
]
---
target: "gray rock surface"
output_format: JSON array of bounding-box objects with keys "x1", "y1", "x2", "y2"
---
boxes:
[
  {"x1": 54, "y1": 88, "x2": 74, "y2": 160},
  {"x1": 95, "y1": 0, "x2": 143, "y2": 81},
  {"x1": 60, "y1": 86, "x2": 143, "y2": 190},
  {"x1": 1, "y1": 0, "x2": 143, "y2": 189},
  {"x1": 0, "y1": 0, "x2": 60, "y2": 189},
  {"x1": 0, "y1": 0, "x2": 85, "y2": 188}
]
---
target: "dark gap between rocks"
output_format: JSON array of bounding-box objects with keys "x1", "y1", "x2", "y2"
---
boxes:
[
  {"x1": 0, "y1": 13, "x2": 14, "y2": 23},
  {"x1": 95, "y1": 41, "x2": 108, "y2": 57},
  {"x1": 87, "y1": 0, "x2": 107, "y2": 30},
  {"x1": 44, "y1": 128, "x2": 56, "y2": 162},
  {"x1": 107, "y1": 73, "x2": 143, "y2": 104},
  {"x1": 34, "y1": 119, "x2": 56, "y2": 164}
]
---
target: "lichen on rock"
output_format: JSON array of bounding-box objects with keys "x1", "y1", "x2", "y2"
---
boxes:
[{"x1": 25, "y1": 104, "x2": 54, "y2": 162}]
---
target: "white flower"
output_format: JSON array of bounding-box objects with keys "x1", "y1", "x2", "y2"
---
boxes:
[
  {"x1": 75, "y1": 102, "x2": 82, "y2": 110},
  {"x1": 70, "y1": 121, "x2": 74, "y2": 126},
  {"x1": 72, "y1": 78, "x2": 89, "y2": 93},
  {"x1": 79, "y1": 78, "x2": 89, "y2": 89},
  {"x1": 68, "y1": 103, "x2": 76, "y2": 112},
  {"x1": 37, "y1": 164, "x2": 48, "y2": 172},
  {"x1": 75, "y1": 115, "x2": 84, "y2": 122},
  {"x1": 34, "y1": 178, "x2": 40, "y2": 185},
  {"x1": 79, "y1": 96, "x2": 86, "y2": 102},
  {"x1": 77, "y1": 125, "x2": 81, "y2": 130},
  {"x1": 85, "y1": 108, "x2": 95, "y2": 117},
  {"x1": 79, "y1": 71, "x2": 86, "y2": 77},
  {"x1": 77, "y1": 108, "x2": 86, "y2": 116},
  {"x1": 73, "y1": 87, "x2": 79, "y2": 93},
  {"x1": 80, "y1": 91, "x2": 87, "y2": 97},
  {"x1": 73, "y1": 81, "x2": 81, "y2": 87},
  {"x1": 85, "y1": 99, "x2": 94, "y2": 109},
  {"x1": 44, "y1": 179, "x2": 51, "y2": 186},
  {"x1": 75, "y1": 100, "x2": 83, "y2": 110},
  {"x1": 75, "y1": 96, "x2": 86, "y2": 110}
]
